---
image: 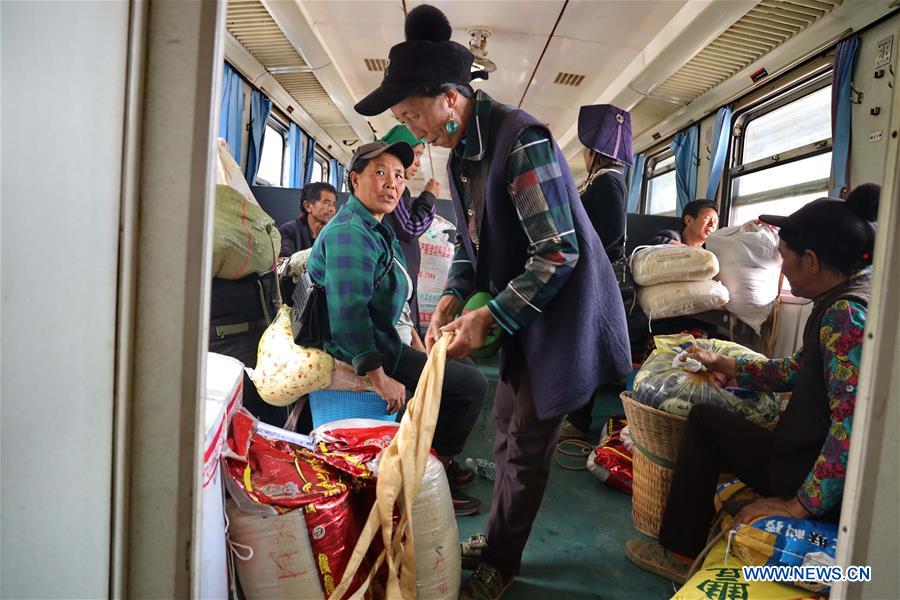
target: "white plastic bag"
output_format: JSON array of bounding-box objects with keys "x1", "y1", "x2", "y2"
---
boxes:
[
  {"x1": 706, "y1": 221, "x2": 782, "y2": 333},
  {"x1": 417, "y1": 215, "x2": 455, "y2": 329},
  {"x1": 630, "y1": 245, "x2": 719, "y2": 286},
  {"x1": 637, "y1": 280, "x2": 729, "y2": 320}
]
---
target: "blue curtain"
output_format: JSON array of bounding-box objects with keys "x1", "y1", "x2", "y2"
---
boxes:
[
  {"x1": 671, "y1": 124, "x2": 700, "y2": 215},
  {"x1": 706, "y1": 105, "x2": 733, "y2": 200},
  {"x1": 831, "y1": 35, "x2": 860, "y2": 198},
  {"x1": 245, "y1": 89, "x2": 272, "y2": 185},
  {"x1": 219, "y1": 62, "x2": 243, "y2": 164},
  {"x1": 330, "y1": 158, "x2": 345, "y2": 192},
  {"x1": 303, "y1": 136, "x2": 317, "y2": 185},
  {"x1": 627, "y1": 153, "x2": 646, "y2": 213},
  {"x1": 288, "y1": 123, "x2": 306, "y2": 188}
]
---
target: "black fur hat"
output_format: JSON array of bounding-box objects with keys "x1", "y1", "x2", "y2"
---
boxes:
[{"x1": 354, "y1": 5, "x2": 485, "y2": 116}]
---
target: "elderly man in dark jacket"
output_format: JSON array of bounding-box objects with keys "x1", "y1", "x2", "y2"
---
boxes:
[{"x1": 278, "y1": 181, "x2": 336, "y2": 256}]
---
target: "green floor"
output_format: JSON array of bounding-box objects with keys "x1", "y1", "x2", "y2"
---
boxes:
[{"x1": 456, "y1": 358, "x2": 678, "y2": 599}]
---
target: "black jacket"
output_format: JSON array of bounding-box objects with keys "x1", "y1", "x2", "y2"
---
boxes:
[
  {"x1": 580, "y1": 168, "x2": 627, "y2": 264},
  {"x1": 278, "y1": 216, "x2": 315, "y2": 257}
]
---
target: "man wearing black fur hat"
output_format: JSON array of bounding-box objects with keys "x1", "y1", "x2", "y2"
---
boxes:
[{"x1": 356, "y1": 5, "x2": 632, "y2": 598}]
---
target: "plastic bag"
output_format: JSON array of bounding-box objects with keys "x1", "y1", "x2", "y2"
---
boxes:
[
  {"x1": 706, "y1": 221, "x2": 782, "y2": 333},
  {"x1": 417, "y1": 215, "x2": 455, "y2": 329},
  {"x1": 248, "y1": 304, "x2": 333, "y2": 407},
  {"x1": 637, "y1": 279, "x2": 730, "y2": 319},
  {"x1": 630, "y1": 245, "x2": 719, "y2": 286},
  {"x1": 586, "y1": 416, "x2": 633, "y2": 494},
  {"x1": 212, "y1": 184, "x2": 282, "y2": 280},
  {"x1": 633, "y1": 334, "x2": 779, "y2": 426}
]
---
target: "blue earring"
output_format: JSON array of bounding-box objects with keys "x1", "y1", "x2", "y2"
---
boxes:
[{"x1": 444, "y1": 114, "x2": 459, "y2": 135}]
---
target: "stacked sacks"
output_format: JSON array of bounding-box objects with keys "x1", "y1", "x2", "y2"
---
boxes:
[
  {"x1": 631, "y1": 245, "x2": 729, "y2": 320},
  {"x1": 633, "y1": 333, "x2": 779, "y2": 426}
]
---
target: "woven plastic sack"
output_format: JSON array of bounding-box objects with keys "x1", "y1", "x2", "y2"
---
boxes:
[
  {"x1": 630, "y1": 245, "x2": 719, "y2": 286},
  {"x1": 637, "y1": 279, "x2": 729, "y2": 320},
  {"x1": 212, "y1": 184, "x2": 282, "y2": 280},
  {"x1": 673, "y1": 536, "x2": 821, "y2": 600},
  {"x1": 633, "y1": 334, "x2": 779, "y2": 426},
  {"x1": 706, "y1": 221, "x2": 782, "y2": 333},
  {"x1": 226, "y1": 500, "x2": 325, "y2": 599},
  {"x1": 248, "y1": 305, "x2": 333, "y2": 406}
]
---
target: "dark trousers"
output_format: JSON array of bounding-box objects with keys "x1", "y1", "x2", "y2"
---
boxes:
[
  {"x1": 388, "y1": 344, "x2": 487, "y2": 457},
  {"x1": 659, "y1": 404, "x2": 806, "y2": 558},
  {"x1": 567, "y1": 397, "x2": 595, "y2": 432},
  {"x1": 482, "y1": 358, "x2": 565, "y2": 576}
]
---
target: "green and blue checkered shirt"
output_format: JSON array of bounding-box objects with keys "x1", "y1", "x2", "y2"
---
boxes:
[
  {"x1": 307, "y1": 196, "x2": 410, "y2": 375},
  {"x1": 444, "y1": 90, "x2": 580, "y2": 334}
]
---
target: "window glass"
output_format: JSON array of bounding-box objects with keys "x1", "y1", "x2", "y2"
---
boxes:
[
  {"x1": 732, "y1": 191, "x2": 824, "y2": 226},
  {"x1": 742, "y1": 86, "x2": 831, "y2": 164},
  {"x1": 646, "y1": 170, "x2": 677, "y2": 215},
  {"x1": 310, "y1": 158, "x2": 323, "y2": 183},
  {"x1": 732, "y1": 152, "x2": 831, "y2": 198},
  {"x1": 257, "y1": 123, "x2": 286, "y2": 186}
]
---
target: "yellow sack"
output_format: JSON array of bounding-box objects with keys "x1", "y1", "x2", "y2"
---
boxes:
[
  {"x1": 329, "y1": 335, "x2": 453, "y2": 600},
  {"x1": 248, "y1": 305, "x2": 333, "y2": 407},
  {"x1": 672, "y1": 537, "x2": 823, "y2": 600}
]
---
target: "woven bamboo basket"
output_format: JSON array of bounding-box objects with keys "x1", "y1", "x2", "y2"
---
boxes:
[
  {"x1": 620, "y1": 391, "x2": 688, "y2": 465},
  {"x1": 630, "y1": 446, "x2": 674, "y2": 538}
]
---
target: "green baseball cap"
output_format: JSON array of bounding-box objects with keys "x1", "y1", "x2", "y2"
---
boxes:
[{"x1": 380, "y1": 124, "x2": 425, "y2": 148}]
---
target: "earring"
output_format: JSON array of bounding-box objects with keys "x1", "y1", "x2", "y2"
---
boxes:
[{"x1": 444, "y1": 113, "x2": 459, "y2": 135}]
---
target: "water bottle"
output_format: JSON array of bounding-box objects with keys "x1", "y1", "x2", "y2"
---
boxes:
[{"x1": 465, "y1": 457, "x2": 496, "y2": 481}]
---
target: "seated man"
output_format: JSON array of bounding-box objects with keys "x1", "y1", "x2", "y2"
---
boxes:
[
  {"x1": 625, "y1": 190, "x2": 879, "y2": 583},
  {"x1": 278, "y1": 181, "x2": 337, "y2": 257},
  {"x1": 649, "y1": 199, "x2": 718, "y2": 247}
]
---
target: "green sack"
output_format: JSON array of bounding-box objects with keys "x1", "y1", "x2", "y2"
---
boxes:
[{"x1": 212, "y1": 184, "x2": 281, "y2": 280}]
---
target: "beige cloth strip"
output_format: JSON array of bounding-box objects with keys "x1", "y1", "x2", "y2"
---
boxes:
[{"x1": 328, "y1": 334, "x2": 452, "y2": 600}]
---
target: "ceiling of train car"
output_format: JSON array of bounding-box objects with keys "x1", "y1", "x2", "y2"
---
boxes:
[{"x1": 227, "y1": 0, "x2": 848, "y2": 191}]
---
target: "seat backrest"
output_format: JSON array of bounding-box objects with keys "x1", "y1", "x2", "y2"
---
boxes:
[
  {"x1": 625, "y1": 213, "x2": 684, "y2": 255},
  {"x1": 251, "y1": 185, "x2": 302, "y2": 227}
]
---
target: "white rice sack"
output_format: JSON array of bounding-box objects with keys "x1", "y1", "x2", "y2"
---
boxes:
[
  {"x1": 706, "y1": 221, "x2": 782, "y2": 333},
  {"x1": 417, "y1": 215, "x2": 455, "y2": 329},
  {"x1": 630, "y1": 245, "x2": 719, "y2": 286},
  {"x1": 638, "y1": 280, "x2": 730, "y2": 320}
]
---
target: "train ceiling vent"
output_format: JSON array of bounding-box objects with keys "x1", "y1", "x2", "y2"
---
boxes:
[
  {"x1": 629, "y1": 0, "x2": 845, "y2": 138},
  {"x1": 225, "y1": 0, "x2": 358, "y2": 147},
  {"x1": 554, "y1": 72, "x2": 586, "y2": 87},
  {"x1": 364, "y1": 58, "x2": 389, "y2": 72}
]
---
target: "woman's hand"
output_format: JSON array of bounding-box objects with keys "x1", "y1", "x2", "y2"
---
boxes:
[
  {"x1": 425, "y1": 295, "x2": 463, "y2": 353},
  {"x1": 424, "y1": 179, "x2": 441, "y2": 197},
  {"x1": 367, "y1": 367, "x2": 407, "y2": 414},
  {"x1": 680, "y1": 345, "x2": 737, "y2": 379},
  {"x1": 410, "y1": 328, "x2": 426, "y2": 353},
  {"x1": 442, "y1": 306, "x2": 497, "y2": 359},
  {"x1": 732, "y1": 496, "x2": 811, "y2": 528}
]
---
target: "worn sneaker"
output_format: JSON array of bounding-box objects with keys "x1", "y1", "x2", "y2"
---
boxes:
[
  {"x1": 624, "y1": 539, "x2": 691, "y2": 584},
  {"x1": 451, "y1": 485, "x2": 481, "y2": 517},
  {"x1": 446, "y1": 459, "x2": 476, "y2": 489},
  {"x1": 460, "y1": 533, "x2": 487, "y2": 569},
  {"x1": 459, "y1": 562, "x2": 513, "y2": 600},
  {"x1": 559, "y1": 418, "x2": 589, "y2": 440}
]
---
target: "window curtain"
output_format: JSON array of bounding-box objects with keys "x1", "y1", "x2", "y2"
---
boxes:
[
  {"x1": 330, "y1": 158, "x2": 345, "y2": 192},
  {"x1": 831, "y1": 35, "x2": 860, "y2": 198},
  {"x1": 627, "y1": 153, "x2": 646, "y2": 213},
  {"x1": 303, "y1": 136, "x2": 317, "y2": 185},
  {"x1": 245, "y1": 89, "x2": 272, "y2": 185},
  {"x1": 706, "y1": 104, "x2": 733, "y2": 200},
  {"x1": 288, "y1": 123, "x2": 306, "y2": 188},
  {"x1": 219, "y1": 62, "x2": 243, "y2": 164},
  {"x1": 671, "y1": 123, "x2": 700, "y2": 215}
]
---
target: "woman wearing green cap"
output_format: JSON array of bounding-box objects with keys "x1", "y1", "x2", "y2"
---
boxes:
[{"x1": 380, "y1": 124, "x2": 441, "y2": 333}]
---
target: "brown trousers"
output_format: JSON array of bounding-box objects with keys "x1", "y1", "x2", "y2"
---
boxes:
[{"x1": 481, "y1": 357, "x2": 565, "y2": 576}]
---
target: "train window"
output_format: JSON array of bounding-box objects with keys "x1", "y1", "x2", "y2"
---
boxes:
[
  {"x1": 311, "y1": 151, "x2": 329, "y2": 184},
  {"x1": 257, "y1": 119, "x2": 287, "y2": 186},
  {"x1": 644, "y1": 153, "x2": 677, "y2": 215},
  {"x1": 729, "y1": 81, "x2": 832, "y2": 226}
]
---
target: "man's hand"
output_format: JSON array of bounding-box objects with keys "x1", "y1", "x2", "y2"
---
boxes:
[
  {"x1": 442, "y1": 306, "x2": 497, "y2": 359},
  {"x1": 367, "y1": 367, "x2": 407, "y2": 414},
  {"x1": 425, "y1": 295, "x2": 463, "y2": 353},
  {"x1": 733, "y1": 496, "x2": 811, "y2": 528},
  {"x1": 424, "y1": 179, "x2": 441, "y2": 197}
]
